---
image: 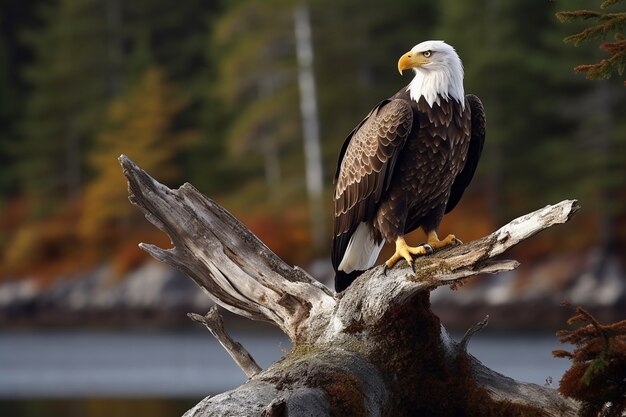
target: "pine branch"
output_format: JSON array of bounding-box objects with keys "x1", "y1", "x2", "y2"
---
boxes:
[
  {"x1": 553, "y1": 303, "x2": 626, "y2": 416},
  {"x1": 557, "y1": 1, "x2": 626, "y2": 84},
  {"x1": 556, "y1": 10, "x2": 603, "y2": 23},
  {"x1": 574, "y1": 39, "x2": 626, "y2": 81},
  {"x1": 562, "y1": 14, "x2": 625, "y2": 46},
  {"x1": 601, "y1": 0, "x2": 621, "y2": 9}
]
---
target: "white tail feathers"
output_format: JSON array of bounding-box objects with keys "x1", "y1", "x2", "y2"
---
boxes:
[{"x1": 338, "y1": 222, "x2": 384, "y2": 273}]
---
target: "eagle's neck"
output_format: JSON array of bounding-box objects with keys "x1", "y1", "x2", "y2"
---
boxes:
[{"x1": 406, "y1": 64, "x2": 464, "y2": 109}]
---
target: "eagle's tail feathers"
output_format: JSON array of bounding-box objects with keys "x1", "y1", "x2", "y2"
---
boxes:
[{"x1": 335, "y1": 222, "x2": 384, "y2": 292}]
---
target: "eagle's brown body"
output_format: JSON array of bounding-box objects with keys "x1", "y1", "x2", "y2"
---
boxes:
[{"x1": 332, "y1": 86, "x2": 485, "y2": 292}]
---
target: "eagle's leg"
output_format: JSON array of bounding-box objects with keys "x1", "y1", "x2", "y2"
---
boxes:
[
  {"x1": 426, "y1": 230, "x2": 462, "y2": 249},
  {"x1": 384, "y1": 236, "x2": 433, "y2": 272}
]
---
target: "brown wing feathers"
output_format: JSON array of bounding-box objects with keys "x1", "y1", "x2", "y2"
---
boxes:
[{"x1": 332, "y1": 99, "x2": 413, "y2": 270}]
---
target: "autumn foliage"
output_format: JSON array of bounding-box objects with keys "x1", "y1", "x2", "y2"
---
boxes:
[
  {"x1": 80, "y1": 68, "x2": 194, "y2": 241},
  {"x1": 1, "y1": 67, "x2": 194, "y2": 281}
]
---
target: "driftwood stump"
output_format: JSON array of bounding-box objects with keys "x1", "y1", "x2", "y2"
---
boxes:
[{"x1": 120, "y1": 155, "x2": 580, "y2": 417}]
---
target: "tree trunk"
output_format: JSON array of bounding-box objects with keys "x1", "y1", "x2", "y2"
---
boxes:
[{"x1": 119, "y1": 155, "x2": 580, "y2": 417}]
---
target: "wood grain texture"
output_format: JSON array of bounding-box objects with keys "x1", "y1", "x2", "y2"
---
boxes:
[
  {"x1": 120, "y1": 155, "x2": 580, "y2": 416},
  {"x1": 188, "y1": 307, "x2": 261, "y2": 378}
]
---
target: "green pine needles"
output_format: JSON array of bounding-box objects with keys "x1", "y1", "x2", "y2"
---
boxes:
[{"x1": 556, "y1": 0, "x2": 626, "y2": 84}]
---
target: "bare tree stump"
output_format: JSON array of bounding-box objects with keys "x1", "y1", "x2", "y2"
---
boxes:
[{"x1": 120, "y1": 155, "x2": 580, "y2": 417}]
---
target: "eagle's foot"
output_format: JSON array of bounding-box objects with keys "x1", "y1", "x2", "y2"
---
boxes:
[
  {"x1": 384, "y1": 237, "x2": 433, "y2": 272},
  {"x1": 427, "y1": 232, "x2": 462, "y2": 250}
]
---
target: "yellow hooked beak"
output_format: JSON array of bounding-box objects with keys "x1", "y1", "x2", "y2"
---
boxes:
[{"x1": 397, "y1": 51, "x2": 429, "y2": 75}]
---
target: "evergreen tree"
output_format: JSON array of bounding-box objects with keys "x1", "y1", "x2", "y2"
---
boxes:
[
  {"x1": 557, "y1": 0, "x2": 626, "y2": 255},
  {"x1": 17, "y1": 0, "x2": 221, "y2": 213},
  {"x1": 0, "y1": 0, "x2": 48, "y2": 203},
  {"x1": 2, "y1": 0, "x2": 227, "y2": 274},
  {"x1": 437, "y1": 0, "x2": 626, "y2": 258},
  {"x1": 111, "y1": 0, "x2": 226, "y2": 195},
  {"x1": 557, "y1": 0, "x2": 626, "y2": 84},
  {"x1": 211, "y1": 0, "x2": 302, "y2": 200},
  {"x1": 0, "y1": 32, "x2": 18, "y2": 202},
  {"x1": 18, "y1": 0, "x2": 124, "y2": 214}
]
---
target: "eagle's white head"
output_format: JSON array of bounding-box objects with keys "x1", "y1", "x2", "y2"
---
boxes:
[{"x1": 398, "y1": 40, "x2": 464, "y2": 108}]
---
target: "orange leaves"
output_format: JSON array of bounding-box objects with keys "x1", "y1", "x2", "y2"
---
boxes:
[
  {"x1": 80, "y1": 67, "x2": 196, "y2": 244},
  {"x1": 0, "y1": 67, "x2": 200, "y2": 283}
]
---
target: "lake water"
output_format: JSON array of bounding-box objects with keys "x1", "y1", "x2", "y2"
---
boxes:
[{"x1": 0, "y1": 329, "x2": 571, "y2": 415}]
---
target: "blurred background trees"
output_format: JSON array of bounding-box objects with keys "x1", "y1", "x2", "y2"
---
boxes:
[
  {"x1": 0, "y1": 0, "x2": 624, "y2": 281},
  {"x1": 79, "y1": 67, "x2": 193, "y2": 245},
  {"x1": 1, "y1": 4, "x2": 623, "y2": 416}
]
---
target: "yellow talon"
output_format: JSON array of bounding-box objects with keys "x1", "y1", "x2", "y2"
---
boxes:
[
  {"x1": 383, "y1": 232, "x2": 462, "y2": 273},
  {"x1": 384, "y1": 236, "x2": 432, "y2": 270},
  {"x1": 426, "y1": 231, "x2": 462, "y2": 250}
]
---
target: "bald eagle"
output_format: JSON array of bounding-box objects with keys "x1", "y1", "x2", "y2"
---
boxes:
[{"x1": 332, "y1": 40, "x2": 485, "y2": 292}]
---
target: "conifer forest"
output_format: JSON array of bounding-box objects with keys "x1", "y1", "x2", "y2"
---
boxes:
[{"x1": 0, "y1": 0, "x2": 624, "y2": 282}]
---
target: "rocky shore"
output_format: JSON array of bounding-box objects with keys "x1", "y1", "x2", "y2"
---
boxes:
[{"x1": 1, "y1": 248, "x2": 623, "y2": 329}]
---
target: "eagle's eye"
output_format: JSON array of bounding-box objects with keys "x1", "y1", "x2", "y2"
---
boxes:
[{"x1": 423, "y1": 51, "x2": 432, "y2": 58}]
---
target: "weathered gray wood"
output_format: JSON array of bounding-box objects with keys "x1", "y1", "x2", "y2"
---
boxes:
[
  {"x1": 120, "y1": 155, "x2": 580, "y2": 416},
  {"x1": 188, "y1": 306, "x2": 262, "y2": 378},
  {"x1": 120, "y1": 154, "x2": 334, "y2": 342}
]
